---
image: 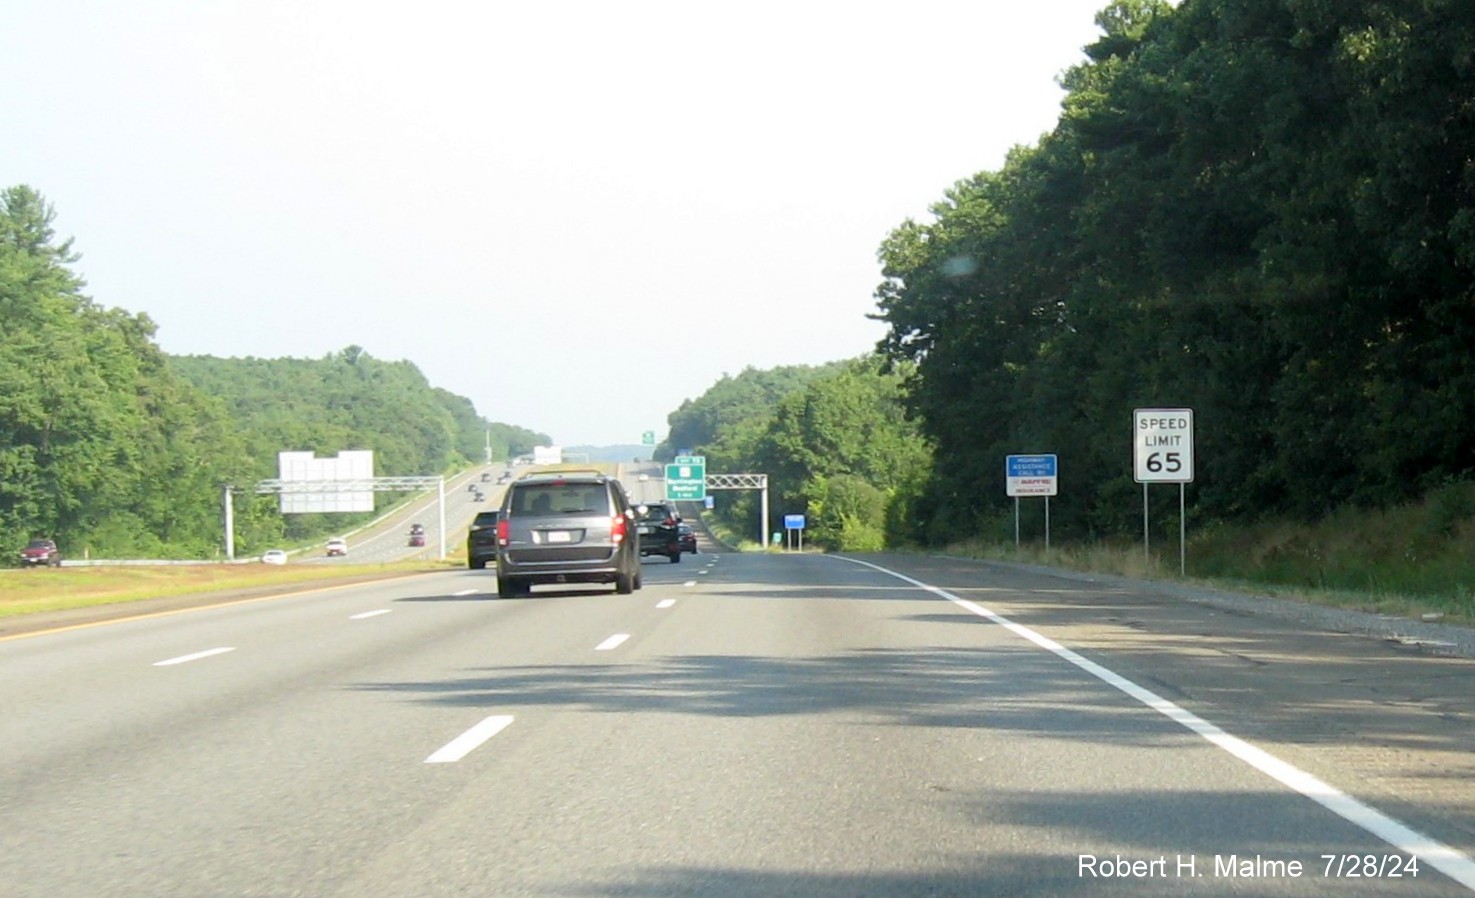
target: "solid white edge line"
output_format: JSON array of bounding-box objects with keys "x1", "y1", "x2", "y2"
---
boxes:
[
  {"x1": 595, "y1": 633, "x2": 630, "y2": 651},
  {"x1": 452, "y1": 588, "x2": 478, "y2": 596},
  {"x1": 425, "y1": 714, "x2": 515, "y2": 763},
  {"x1": 153, "y1": 646, "x2": 235, "y2": 667},
  {"x1": 349, "y1": 609, "x2": 392, "y2": 620},
  {"x1": 833, "y1": 554, "x2": 1475, "y2": 892},
  {"x1": 656, "y1": 599, "x2": 677, "y2": 609}
]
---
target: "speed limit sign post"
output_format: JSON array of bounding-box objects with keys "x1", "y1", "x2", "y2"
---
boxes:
[{"x1": 1134, "y1": 408, "x2": 1194, "y2": 574}]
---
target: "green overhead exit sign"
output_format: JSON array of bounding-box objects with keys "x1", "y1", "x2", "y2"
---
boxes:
[{"x1": 665, "y1": 456, "x2": 706, "y2": 500}]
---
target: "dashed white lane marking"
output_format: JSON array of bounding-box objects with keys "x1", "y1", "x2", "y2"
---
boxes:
[
  {"x1": 834, "y1": 554, "x2": 1475, "y2": 893},
  {"x1": 656, "y1": 599, "x2": 677, "y2": 609},
  {"x1": 595, "y1": 633, "x2": 630, "y2": 651},
  {"x1": 683, "y1": 581, "x2": 698, "y2": 587},
  {"x1": 350, "y1": 609, "x2": 392, "y2": 620},
  {"x1": 153, "y1": 647, "x2": 235, "y2": 667},
  {"x1": 425, "y1": 715, "x2": 515, "y2": 763},
  {"x1": 452, "y1": 588, "x2": 478, "y2": 597}
]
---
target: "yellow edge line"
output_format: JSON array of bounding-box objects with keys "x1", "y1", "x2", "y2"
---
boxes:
[{"x1": 0, "y1": 572, "x2": 427, "y2": 642}]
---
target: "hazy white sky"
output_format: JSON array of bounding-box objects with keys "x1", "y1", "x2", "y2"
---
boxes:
[{"x1": 5, "y1": 1, "x2": 1108, "y2": 448}]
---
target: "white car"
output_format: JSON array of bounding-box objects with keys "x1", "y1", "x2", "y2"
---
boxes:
[
  {"x1": 325, "y1": 538, "x2": 348, "y2": 557},
  {"x1": 261, "y1": 549, "x2": 288, "y2": 565}
]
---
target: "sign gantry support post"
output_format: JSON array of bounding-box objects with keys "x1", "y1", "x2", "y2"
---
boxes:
[
  {"x1": 703, "y1": 473, "x2": 769, "y2": 548},
  {"x1": 246, "y1": 476, "x2": 449, "y2": 560}
]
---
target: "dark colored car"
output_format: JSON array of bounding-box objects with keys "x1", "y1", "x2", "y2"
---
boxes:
[
  {"x1": 636, "y1": 501, "x2": 683, "y2": 563},
  {"x1": 466, "y1": 510, "x2": 500, "y2": 569},
  {"x1": 494, "y1": 471, "x2": 641, "y2": 597},
  {"x1": 677, "y1": 522, "x2": 698, "y2": 555},
  {"x1": 19, "y1": 538, "x2": 62, "y2": 567}
]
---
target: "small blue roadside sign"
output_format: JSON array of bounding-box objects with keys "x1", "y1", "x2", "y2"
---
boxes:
[
  {"x1": 784, "y1": 514, "x2": 806, "y2": 530},
  {"x1": 1006, "y1": 454, "x2": 1058, "y2": 497}
]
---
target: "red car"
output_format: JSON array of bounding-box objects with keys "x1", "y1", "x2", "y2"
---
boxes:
[{"x1": 20, "y1": 538, "x2": 62, "y2": 567}]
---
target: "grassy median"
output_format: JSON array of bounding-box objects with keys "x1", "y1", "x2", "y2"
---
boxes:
[{"x1": 0, "y1": 560, "x2": 456, "y2": 620}]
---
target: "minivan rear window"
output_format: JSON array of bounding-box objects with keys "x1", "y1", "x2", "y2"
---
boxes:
[{"x1": 511, "y1": 484, "x2": 606, "y2": 515}]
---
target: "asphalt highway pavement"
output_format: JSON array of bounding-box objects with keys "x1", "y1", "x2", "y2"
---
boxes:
[{"x1": 5, "y1": 549, "x2": 1474, "y2": 896}]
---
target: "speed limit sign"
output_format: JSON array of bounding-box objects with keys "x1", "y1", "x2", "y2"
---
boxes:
[{"x1": 1134, "y1": 408, "x2": 1194, "y2": 483}]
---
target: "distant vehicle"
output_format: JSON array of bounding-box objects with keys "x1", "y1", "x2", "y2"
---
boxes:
[
  {"x1": 473, "y1": 490, "x2": 486, "y2": 502},
  {"x1": 325, "y1": 537, "x2": 348, "y2": 557},
  {"x1": 496, "y1": 472, "x2": 512, "y2": 484},
  {"x1": 636, "y1": 502, "x2": 683, "y2": 563},
  {"x1": 467, "y1": 482, "x2": 478, "y2": 492},
  {"x1": 466, "y1": 510, "x2": 500, "y2": 570},
  {"x1": 494, "y1": 470, "x2": 641, "y2": 597},
  {"x1": 677, "y1": 523, "x2": 698, "y2": 555},
  {"x1": 480, "y1": 472, "x2": 492, "y2": 482},
  {"x1": 409, "y1": 523, "x2": 425, "y2": 535},
  {"x1": 261, "y1": 549, "x2": 288, "y2": 565},
  {"x1": 19, "y1": 538, "x2": 62, "y2": 567}
]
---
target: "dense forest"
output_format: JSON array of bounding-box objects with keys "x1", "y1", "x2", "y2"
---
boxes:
[
  {"x1": 169, "y1": 350, "x2": 547, "y2": 487},
  {"x1": 664, "y1": 358, "x2": 931, "y2": 550},
  {"x1": 0, "y1": 185, "x2": 546, "y2": 561},
  {"x1": 871, "y1": 0, "x2": 1475, "y2": 543}
]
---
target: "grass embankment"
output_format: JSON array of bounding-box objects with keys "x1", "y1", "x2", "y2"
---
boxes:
[
  {"x1": 700, "y1": 515, "x2": 771, "y2": 553},
  {"x1": 950, "y1": 482, "x2": 1475, "y2": 626},
  {"x1": 0, "y1": 560, "x2": 457, "y2": 621}
]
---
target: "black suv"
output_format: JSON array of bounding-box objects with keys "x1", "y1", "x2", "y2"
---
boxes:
[
  {"x1": 635, "y1": 501, "x2": 683, "y2": 563},
  {"x1": 466, "y1": 510, "x2": 500, "y2": 569},
  {"x1": 495, "y1": 471, "x2": 642, "y2": 597}
]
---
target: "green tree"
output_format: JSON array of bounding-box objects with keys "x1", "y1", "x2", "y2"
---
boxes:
[
  {"x1": 873, "y1": 0, "x2": 1475, "y2": 545},
  {"x1": 0, "y1": 186, "x2": 256, "y2": 559}
]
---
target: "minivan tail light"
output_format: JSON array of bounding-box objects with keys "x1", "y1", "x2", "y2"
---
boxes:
[
  {"x1": 611, "y1": 514, "x2": 627, "y2": 544},
  {"x1": 497, "y1": 518, "x2": 510, "y2": 545}
]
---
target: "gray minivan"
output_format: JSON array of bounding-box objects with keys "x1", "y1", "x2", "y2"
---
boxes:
[{"x1": 494, "y1": 471, "x2": 642, "y2": 597}]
